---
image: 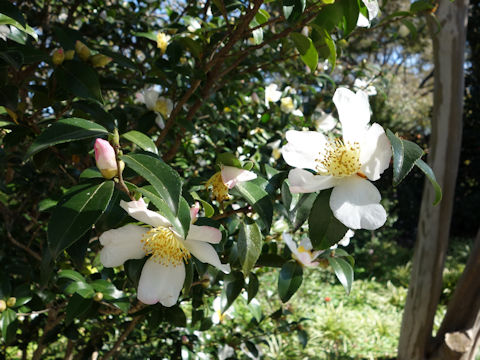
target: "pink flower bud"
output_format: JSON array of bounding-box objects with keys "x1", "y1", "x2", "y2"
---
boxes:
[{"x1": 94, "y1": 138, "x2": 120, "y2": 179}]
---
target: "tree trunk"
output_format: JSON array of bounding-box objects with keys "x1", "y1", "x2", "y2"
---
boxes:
[
  {"x1": 428, "y1": 228, "x2": 480, "y2": 360},
  {"x1": 397, "y1": 1, "x2": 468, "y2": 359}
]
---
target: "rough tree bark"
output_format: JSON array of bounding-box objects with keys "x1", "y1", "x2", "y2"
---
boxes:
[
  {"x1": 397, "y1": 0, "x2": 469, "y2": 359},
  {"x1": 429, "y1": 227, "x2": 480, "y2": 360}
]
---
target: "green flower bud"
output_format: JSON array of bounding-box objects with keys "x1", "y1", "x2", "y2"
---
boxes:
[
  {"x1": 6, "y1": 297, "x2": 16, "y2": 307},
  {"x1": 93, "y1": 292, "x2": 103, "y2": 302},
  {"x1": 52, "y1": 48, "x2": 65, "y2": 66},
  {"x1": 75, "y1": 40, "x2": 91, "y2": 61},
  {"x1": 0, "y1": 300, "x2": 6, "y2": 312},
  {"x1": 90, "y1": 54, "x2": 113, "y2": 68}
]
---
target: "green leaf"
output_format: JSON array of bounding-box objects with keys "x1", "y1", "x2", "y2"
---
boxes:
[
  {"x1": 235, "y1": 181, "x2": 273, "y2": 232},
  {"x1": 91, "y1": 279, "x2": 124, "y2": 300},
  {"x1": 133, "y1": 31, "x2": 157, "y2": 41},
  {"x1": 217, "y1": 152, "x2": 242, "y2": 168},
  {"x1": 308, "y1": 190, "x2": 348, "y2": 250},
  {"x1": 48, "y1": 181, "x2": 114, "y2": 257},
  {"x1": 339, "y1": 0, "x2": 359, "y2": 36},
  {"x1": 122, "y1": 130, "x2": 158, "y2": 155},
  {"x1": 386, "y1": 129, "x2": 424, "y2": 186},
  {"x1": 289, "y1": 193, "x2": 317, "y2": 231},
  {"x1": 66, "y1": 293, "x2": 93, "y2": 325},
  {"x1": 0, "y1": 0, "x2": 26, "y2": 27},
  {"x1": 410, "y1": 0, "x2": 434, "y2": 13},
  {"x1": 64, "y1": 281, "x2": 95, "y2": 298},
  {"x1": 283, "y1": 0, "x2": 306, "y2": 22},
  {"x1": 223, "y1": 271, "x2": 244, "y2": 311},
  {"x1": 329, "y1": 257, "x2": 353, "y2": 294},
  {"x1": 58, "y1": 270, "x2": 86, "y2": 283},
  {"x1": 314, "y1": 3, "x2": 343, "y2": 33},
  {"x1": 278, "y1": 261, "x2": 303, "y2": 302},
  {"x1": 238, "y1": 220, "x2": 263, "y2": 275},
  {"x1": 191, "y1": 192, "x2": 214, "y2": 218},
  {"x1": 25, "y1": 118, "x2": 108, "y2": 159},
  {"x1": 415, "y1": 159, "x2": 442, "y2": 205},
  {"x1": 137, "y1": 186, "x2": 190, "y2": 238},
  {"x1": 247, "y1": 273, "x2": 259, "y2": 303},
  {"x1": 55, "y1": 60, "x2": 103, "y2": 103},
  {"x1": 0, "y1": 308, "x2": 17, "y2": 344},
  {"x1": 290, "y1": 33, "x2": 310, "y2": 54},
  {"x1": 291, "y1": 33, "x2": 318, "y2": 72},
  {"x1": 0, "y1": 14, "x2": 37, "y2": 42},
  {"x1": 122, "y1": 153, "x2": 182, "y2": 214},
  {"x1": 164, "y1": 305, "x2": 187, "y2": 327}
]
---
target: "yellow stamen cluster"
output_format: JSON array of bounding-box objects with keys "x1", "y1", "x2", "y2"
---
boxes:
[
  {"x1": 141, "y1": 226, "x2": 191, "y2": 266},
  {"x1": 316, "y1": 139, "x2": 361, "y2": 177},
  {"x1": 154, "y1": 99, "x2": 169, "y2": 118},
  {"x1": 205, "y1": 172, "x2": 229, "y2": 202}
]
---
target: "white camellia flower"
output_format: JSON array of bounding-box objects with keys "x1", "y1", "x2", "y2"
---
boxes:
[
  {"x1": 280, "y1": 97, "x2": 304, "y2": 117},
  {"x1": 100, "y1": 199, "x2": 230, "y2": 306},
  {"x1": 156, "y1": 32, "x2": 171, "y2": 54},
  {"x1": 264, "y1": 84, "x2": 282, "y2": 108},
  {"x1": 283, "y1": 231, "x2": 353, "y2": 267},
  {"x1": 136, "y1": 88, "x2": 173, "y2": 129},
  {"x1": 357, "y1": 0, "x2": 379, "y2": 28},
  {"x1": 206, "y1": 165, "x2": 257, "y2": 202},
  {"x1": 281, "y1": 87, "x2": 392, "y2": 230}
]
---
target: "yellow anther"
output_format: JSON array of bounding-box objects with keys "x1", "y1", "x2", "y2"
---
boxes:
[
  {"x1": 141, "y1": 227, "x2": 191, "y2": 266},
  {"x1": 205, "y1": 172, "x2": 229, "y2": 202},
  {"x1": 316, "y1": 139, "x2": 361, "y2": 177},
  {"x1": 154, "y1": 99, "x2": 170, "y2": 118}
]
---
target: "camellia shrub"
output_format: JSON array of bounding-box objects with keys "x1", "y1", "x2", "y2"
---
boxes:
[{"x1": 0, "y1": 0, "x2": 442, "y2": 358}]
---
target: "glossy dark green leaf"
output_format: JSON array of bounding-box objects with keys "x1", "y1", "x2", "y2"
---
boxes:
[
  {"x1": 308, "y1": 190, "x2": 348, "y2": 250},
  {"x1": 25, "y1": 118, "x2": 108, "y2": 159},
  {"x1": 55, "y1": 60, "x2": 103, "y2": 103},
  {"x1": 137, "y1": 186, "x2": 190, "y2": 238},
  {"x1": 122, "y1": 153, "x2": 182, "y2": 214},
  {"x1": 91, "y1": 279, "x2": 124, "y2": 300},
  {"x1": 339, "y1": 0, "x2": 359, "y2": 36},
  {"x1": 0, "y1": 0, "x2": 26, "y2": 27},
  {"x1": 48, "y1": 181, "x2": 114, "y2": 257},
  {"x1": 235, "y1": 181, "x2": 273, "y2": 232},
  {"x1": 386, "y1": 129, "x2": 424, "y2": 185},
  {"x1": 290, "y1": 193, "x2": 316, "y2": 231},
  {"x1": 191, "y1": 192, "x2": 214, "y2": 218},
  {"x1": 164, "y1": 305, "x2": 187, "y2": 327},
  {"x1": 0, "y1": 308, "x2": 17, "y2": 344},
  {"x1": 122, "y1": 130, "x2": 158, "y2": 155},
  {"x1": 58, "y1": 270, "x2": 86, "y2": 283},
  {"x1": 278, "y1": 261, "x2": 303, "y2": 302},
  {"x1": 314, "y1": 3, "x2": 343, "y2": 33},
  {"x1": 64, "y1": 281, "x2": 94, "y2": 298},
  {"x1": 247, "y1": 272, "x2": 259, "y2": 303},
  {"x1": 329, "y1": 257, "x2": 353, "y2": 294},
  {"x1": 290, "y1": 32, "x2": 310, "y2": 54},
  {"x1": 415, "y1": 159, "x2": 442, "y2": 205},
  {"x1": 65, "y1": 293, "x2": 93, "y2": 325},
  {"x1": 283, "y1": 0, "x2": 306, "y2": 22},
  {"x1": 410, "y1": 0, "x2": 434, "y2": 13},
  {"x1": 223, "y1": 271, "x2": 244, "y2": 311},
  {"x1": 238, "y1": 220, "x2": 263, "y2": 275},
  {"x1": 217, "y1": 153, "x2": 242, "y2": 168}
]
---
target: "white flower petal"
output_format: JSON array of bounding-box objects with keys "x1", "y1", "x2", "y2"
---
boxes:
[
  {"x1": 333, "y1": 88, "x2": 371, "y2": 143},
  {"x1": 296, "y1": 252, "x2": 318, "y2": 267},
  {"x1": 314, "y1": 110, "x2": 337, "y2": 132},
  {"x1": 357, "y1": 13, "x2": 370, "y2": 27},
  {"x1": 221, "y1": 166, "x2": 257, "y2": 189},
  {"x1": 265, "y1": 84, "x2": 282, "y2": 106},
  {"x1": 363, "y1": 0, "x2": 379, "y2": 20},
  {"x1": 143, "y1": 88, "x2": 159, "y2": 110},
  {"x1": 360, "y1": 123, "x2": 392, "y2": 181},
  {"x1": 298, "y1": 237, "x2": 313, "y2": 251},
  {"x1": 338, "y1": 229, "x2": 354, "y2": 247},
  {"x1": 282, "y1": 233, "x2": 300, "y2": 258},
  {"x1": 330, "y1": 176, "x2": 387, "y2": 230},
  {"x1": 137, "y1": 259, "x2": 185, "y2": 306},
  {"x1": 120, "y1": 199, "x2": 171, "y2": 228},
  {"x1": 155, "y1": 113, "x2": 165, "y2": 129},
  {"x1": 99, "y1": 224, "x2": 147, "y2": 267},
  {"x1": 282, "y1": 130, "x2": 328, "y2": 170},
  {"x1": 292, "y1": 109, "x2": 304, "y2": 117},
  {"x1": 288, "y1": 168, "x2": 337, "y2": 193},
  {"x1": 185, "y1": 240, "x2": 230, "y2": 273},
  {"x1": 186, "y1": 224, "x2": 222, "y2": 244}
]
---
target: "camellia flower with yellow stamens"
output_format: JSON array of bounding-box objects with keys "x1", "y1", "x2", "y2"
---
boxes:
[
  {"x1": 136, "y1": 88, "x2": 173, "y2": 129},
  {"x1": 99, "y1": 199, "x2": 230, "y2": 306},
  {"x1": 156, "y1": 32, "x2": 171, "y2": 54},
  {"x1": 264, "y1": 84, "x2": 282, "y2": 108},
  {"x1": 280, "y1": 97, "x2": 304, "y2": 117},
  {"x1": 206, "y1": 166, "x2": 257, "y2": 202},
  {"x1": 282, "y1": 230, "x2": 354, "y2": 267},
  {"x1": 281, "y1": 87, "x2": 392, "y2": 230},
  {"x1": 212, "y1": 296, "x2": 233, "y2": 324}
]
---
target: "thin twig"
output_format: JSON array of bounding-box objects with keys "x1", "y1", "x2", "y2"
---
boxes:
[{"x1": 102, "y1": 316, "x2": 142, "y2": 360}]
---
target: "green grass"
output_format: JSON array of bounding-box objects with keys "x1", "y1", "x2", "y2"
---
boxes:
[{"x1": 201, "y1": 235, "x2": 474, "y2": 360}]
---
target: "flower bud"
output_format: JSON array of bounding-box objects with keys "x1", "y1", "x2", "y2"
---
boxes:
[
  {"x1": 94, "y1": 138, "x2": 122, "y2": 179},
  {"x1": 90, "y1": 54, "x2": 113, "y2": 68},
  {"x1": 0, "y1": 300, "x2": 6, "y2": 312},
  {"x1": 6, "y1": 297, "x2": 16, "y2": 307},
  {"x1": 93, "y1": 292, "x2": 103, "y2": 302},
  {"x1": 64, "y1": 49, "x2": 75, "y2": 60},
  {"x1": 75, "y1": 40, "x2": 91, "y2": 61},
  {"x1": 52, "y1": 48, "x2": 65, "y2": 66}
]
